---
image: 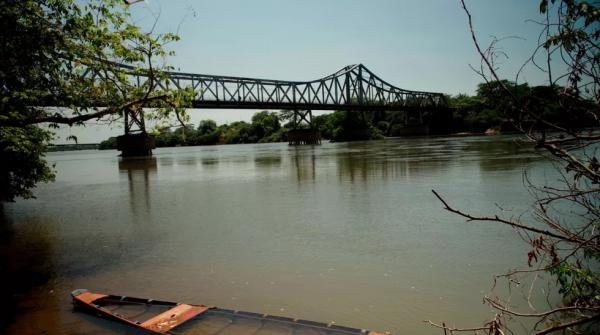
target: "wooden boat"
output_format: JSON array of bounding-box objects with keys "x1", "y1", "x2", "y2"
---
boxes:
[{"x1": 72, "y1": 289, "x2": 389, "y2": 335}]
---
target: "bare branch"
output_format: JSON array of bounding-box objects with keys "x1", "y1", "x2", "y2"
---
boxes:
[
  {"x1": 9, "y1": 94, "x2": 171, "y2": 127},
  {"x1": 423, "y1": 320, "x2": 500, "y2": 334},
  {"x1": 431, "y1": 189, "x2": 579, "y2": 242},
  {"x1": 484, "y1": 297, "x2": 600, "y2": 318},
  {"x1": 536, "y1": 313, "x2": 600, "y2": 335}
]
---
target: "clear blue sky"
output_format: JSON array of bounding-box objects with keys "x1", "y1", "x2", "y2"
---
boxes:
[{"x1": 56, "y1": 0, "x2": 550, "y2": 143}]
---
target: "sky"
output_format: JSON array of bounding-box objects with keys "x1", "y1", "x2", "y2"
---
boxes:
[{"x1": 55, "y1": 0, "x2": 551, "y2": 144}]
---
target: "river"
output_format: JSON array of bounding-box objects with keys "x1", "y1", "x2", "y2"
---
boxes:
[{"x1": 1, "y1": 135, "x2": 551, "y2": 334}]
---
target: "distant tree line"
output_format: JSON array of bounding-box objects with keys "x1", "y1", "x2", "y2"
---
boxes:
[
  {"x1": 100, "y1": 81, "x2": 595, "y2": 149},
  {"x1": 99, "y1": 109, "x2": 387, "y2": 149},
  {"x1": 448, "y1": 80, "x2": 594, "y2": 133},
  {"x1": 99, "y1": 111, "x2": 286, "y2": 149}
]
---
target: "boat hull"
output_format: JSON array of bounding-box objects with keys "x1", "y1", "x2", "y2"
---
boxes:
[{"x1": 71, "y1": 289, "x2": 389, "y2": 335}]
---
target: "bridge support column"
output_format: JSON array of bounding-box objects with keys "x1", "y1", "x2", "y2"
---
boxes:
[
  {"x1": 117, "y1": 107, "x2": 155, "y2": 157},
  {"x1": 288, "y1": 110, "x2": 321, "y2": 145},
  {"x1": 117, "y1": 133, "x2": 156, "y2": 157},
  {"x1": 288, "y1": 129, "x2": 321, "y2": 145}
]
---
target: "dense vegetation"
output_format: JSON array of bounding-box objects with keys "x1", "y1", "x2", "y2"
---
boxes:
[
  {"x1": 100, "y1": 111, "x2": 286, "y2": 149},
  {"x1": 448, "y1": 80, "x2": 594, "y2": 133},
  {"x1": 99, "y1": 109, "x2": 392, "y2": 149}
]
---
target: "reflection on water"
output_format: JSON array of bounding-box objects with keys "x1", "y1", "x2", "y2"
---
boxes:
[
  {"x1": 334, "y1": 137, "x2": 538, "y2": 182},
  {"x1": 2, "y1": 135, "x2": 549, "y2": 335},
  {"x1": 119, "y1": 157, "x2": 157, "y2": 218},
  {"x1": 254, "y1": 154, "x2": 282, "y2": 168},
  {"x1": 292, "y1": 146, "x2": 316, "y2": 182}
]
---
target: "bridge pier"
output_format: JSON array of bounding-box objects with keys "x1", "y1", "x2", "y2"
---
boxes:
[
  {"x1": 288, "y1": 110, "x2": 321, "y2": 145},
  {"x1": 288, "y1": 129, "x2": 321, "y2": 145},
  {"x1": 117, "y1": 133, "x2": 156, "y2": 157},
  {"x1": 117, "y1": 107, "x2": 155, "y2": 157}
]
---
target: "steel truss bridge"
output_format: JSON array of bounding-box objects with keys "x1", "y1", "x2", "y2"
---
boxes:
[
  {"x1": 119, "y1": 63, "x2": 448, "y2": 112},
  {"x1": 88, "y1": 63, "x2": 449, "y2": 152}
]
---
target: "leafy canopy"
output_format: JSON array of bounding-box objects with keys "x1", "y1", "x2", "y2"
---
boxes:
[{"x1": 0, "y1": 0, "x2": 192, "y2": 201}]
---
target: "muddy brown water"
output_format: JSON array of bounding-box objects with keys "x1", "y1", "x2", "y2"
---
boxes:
[{"x1": 1, "y1": 136, "x2": 553, "y2": 334}]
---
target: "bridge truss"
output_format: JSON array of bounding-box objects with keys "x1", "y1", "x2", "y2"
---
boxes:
[{"x1": 123, "y1": 63, "x2": 448, "y2": 112}]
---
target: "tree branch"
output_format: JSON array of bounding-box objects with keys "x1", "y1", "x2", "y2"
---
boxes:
[
  {"x1": 5, "y1": 94, "x2": 170, "y2": 127},
  {"x1": 536, "y1": 313, "x2": 600, "y2": 335},
  {"x1": 431, "y1": 189, "x2": 580, "y2": 243},
  {"x1": 484, "y1": 296, "x2": 599, "y2": 318},
  {"x1": 423, "y1": 320, "x2": 498, "y2": 334}
]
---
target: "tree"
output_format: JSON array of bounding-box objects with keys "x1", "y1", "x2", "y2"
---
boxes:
[
  {"x1": 251, "y1": 111, "x2": 281, "y2": 141},
  {"x1": 428, "y1": 1, "x2": 599, "y2": 334},
  {"x1": 325, "y1": 111, "x2": 383, "y2": 142},
  {"x1": 0, "y1": 0, "x2": 191, "y2": 201},
  {"x1": 98, "y1": 136, "x2": 118, "y2": 150},
  {"x1": 197, "y1": 119, "x2": 217, "y2": 136},
  {"x1": 221, "y1": 121, "x2": 256, "y2": 144},
  {"x1": 0, "y1": 127, "x2": 55, "y2": 201}
]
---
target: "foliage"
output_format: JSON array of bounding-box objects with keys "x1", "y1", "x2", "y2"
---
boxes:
[
  {"x1": 98, "y1": 136, "x2": 117, "y2": 150},
  {"x1": 99, "y1": 111, "x2": 288, "y2": 149},
  {"x1": 102, "y1": 108, "x2": 391, "y2": 148},
  {"x1": 429, "y1": 1, "x2": 600, "y2": 334},
  {"x1": 197, "y1": 119, "x2": 217, "y2": 136},
  {"x1": 104, "y1": 105, "x2": 470, "y2": 150},
  {"x1": 0, "y1": 0, "x2": 191, "y2": 201},
  {"x1": 251, "y1": 111, "x2": 281, "y2": 141},
  {"x1": 448, "y1": 93, "x2": 495, "y2": 132},
  {"x1": 218, "y1": 121, "x2": 253, "y2": 144},
  {"x1": 279, "y1": 109, "x2": 384, "y2": 141},
  {"x1": 447, "y1": 78, "x2": 594, "y2": 133},
  {"x1": 0, "y1": 126, "x2": 55, "y2": 201},
  {"x1": 311, "y1": 111, "x2": 382, "y2": 141}
]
